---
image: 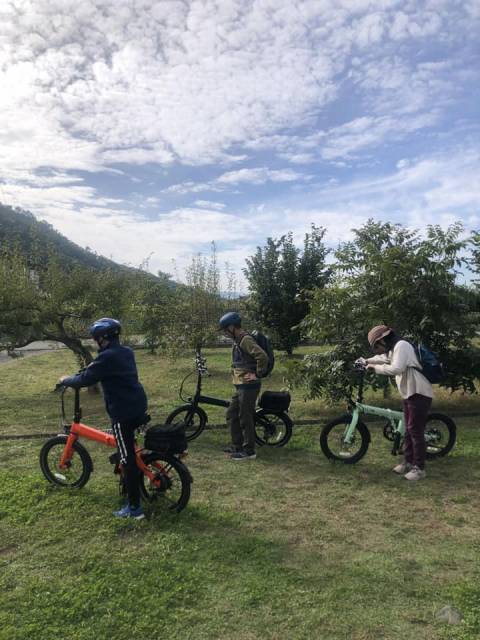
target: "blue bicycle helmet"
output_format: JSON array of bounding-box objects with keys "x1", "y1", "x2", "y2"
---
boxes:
[
  {"x1": 219, "y1": 311, "x2": 242, "y2": 329},
  {"x1": 89, "y1": 317, "x2": 122, "y2": 341}
]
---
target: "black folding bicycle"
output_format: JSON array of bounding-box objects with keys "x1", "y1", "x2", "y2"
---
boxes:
[{"x1": 165, "y1": 352, "x2": 294, "y2": 447}]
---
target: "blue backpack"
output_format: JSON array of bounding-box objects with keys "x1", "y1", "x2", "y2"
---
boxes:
[{"x1": 411, "y1": 343, "x2": 445, "y2": 384}]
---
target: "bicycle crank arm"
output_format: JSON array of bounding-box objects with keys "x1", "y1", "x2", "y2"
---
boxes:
[{"x1": 391, "y1": 432, "x2": 402, "y2": 456}]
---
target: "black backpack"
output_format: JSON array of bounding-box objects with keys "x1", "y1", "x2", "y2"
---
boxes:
[
  {"x1": 250, "y1": 330, "x2": 275, "y2": 377},
  {"x1": 411, "y1": 342, "x2": 445, "y2": 384}
]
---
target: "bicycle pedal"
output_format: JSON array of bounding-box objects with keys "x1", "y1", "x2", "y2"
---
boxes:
[{"x1": 109, "y1": 452, "x2": 120, "y2": 465}]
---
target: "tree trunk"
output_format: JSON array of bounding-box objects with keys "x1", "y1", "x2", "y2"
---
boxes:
[
  {"x1": 61, "y1": 335, "x2": 94, "y2": 367},
  {"x1": 48, "y1": 332, "x2": 99, "y2": 394}
]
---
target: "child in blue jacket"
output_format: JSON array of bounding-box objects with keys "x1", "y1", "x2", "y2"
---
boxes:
[{"x1": 60, "y1": 318, "x2": 148, "y2": 519}]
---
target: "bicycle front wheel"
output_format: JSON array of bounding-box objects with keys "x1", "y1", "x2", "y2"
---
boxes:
[
  {"x1": 39, "y1": 435, "x2": 92, "y2": 488},
  {"x1": 320, "y1": 414, "x2": 370, "y2": 464},
  {"x1": 165, "y1": 405, "x2": 206, "y2": 441},
  {"x1": 140, "y1": 453, "x2": 191, "y2": 512},
  {"x1": 424, "y1": 413, "x2": 457, "y2": 459},
  {"x1": 254, "y1": 410, "x2": 293, "y2": 447}
]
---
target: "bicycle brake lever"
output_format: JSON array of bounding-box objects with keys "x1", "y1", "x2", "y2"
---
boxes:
[{"x1": 353, "y1": 362, "x2": 367, "y2": 371}]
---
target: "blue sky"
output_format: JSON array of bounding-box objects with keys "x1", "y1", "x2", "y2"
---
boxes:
[{"x1": 1, "y1": 0, "x2": 479, "y2": 288}]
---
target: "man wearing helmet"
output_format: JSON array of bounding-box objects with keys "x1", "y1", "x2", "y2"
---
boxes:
[
  {"x1": 59, "y1": 317, "x2": 148, "y2": 519},
  {"x1": 363, "y1": 325, "x2": 433, "y2": 481},
  {"x1": 219, "y1": 312, "x2": 269, "y2": 460}
]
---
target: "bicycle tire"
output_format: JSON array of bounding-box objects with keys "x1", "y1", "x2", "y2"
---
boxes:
[
  {"x1": 165, "y1": 404, "x2": 207, "y2": 441},
  {"x1": 139, "y1": 453, "x2": 191, "y2": 512},
  {"x1": 39, "y1": 435, "x2": 93, "y2": 488},
  {"x1": 320, "y1": 414, "x2": 370, "y2": 464},
  {"x1": 254, "y1": 410, "x2": 293, "y2": 447},
  {"x1": 424, "y1": 412, "x2": 456, "y2": 459}
]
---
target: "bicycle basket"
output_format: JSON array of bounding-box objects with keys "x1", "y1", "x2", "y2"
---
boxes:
[
  {"x1": 144, "y1": 423, "x2": 188, "y2": 454},
  {"x1": 258, "y1": 391, "x2": 291, "y2": 412}
]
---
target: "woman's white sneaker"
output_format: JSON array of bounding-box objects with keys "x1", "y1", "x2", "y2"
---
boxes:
[
  {"x1": 404, "y1": 466, "x2": 426, "y2": 481},
  {"x1": 393, "y1": 461, "x2": 412, "y2": 474}
]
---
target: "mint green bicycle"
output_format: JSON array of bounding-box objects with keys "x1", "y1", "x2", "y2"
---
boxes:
[{"x1": 320, "y1": 363, "x2": 456, "y2": 464}]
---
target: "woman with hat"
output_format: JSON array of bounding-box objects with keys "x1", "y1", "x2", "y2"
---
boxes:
[{"x1": 363, "y1": 325, "x2": 433, "y2": 481}]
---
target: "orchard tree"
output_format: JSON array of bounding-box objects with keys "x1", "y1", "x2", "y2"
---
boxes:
[
  {"x1": 0, "y1": 248, "x2": 39, "y2": 353},
  {"x1": 288, "y1": 220, "x2": 480, "y2": 402},
  {"x1": 134, "y1": 273, "x2": 176, "y2": 353},
  {"x1": 170, "y1": 243, "x2": 225, "y2": 353},
  {"x1": 244, "y1": 225, "x2": 330, "y2": 354},
  {"x1": 0, "y1": 249, "x2": 134, "y2": 366}
]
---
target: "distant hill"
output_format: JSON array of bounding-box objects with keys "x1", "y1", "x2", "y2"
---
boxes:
[{"x1": 0, "y1": 203, "x2": 169, "y2": 282}]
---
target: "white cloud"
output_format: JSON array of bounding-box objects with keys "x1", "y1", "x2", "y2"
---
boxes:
[
  {"x1": 2, "y1": 0, "x2": 475, "y2": 186},
  {"x1": 278, "y1": 153, "x2": 317, "y2": 165},
  {"x1": 162, "y1": 181, "x2": 222, "y2": 195},
  {"x1": 162, "y1": 166, "x2": 310, "y2": 194},
  {"x1": 194, "y1": 200, "x2": 226, "y2": 210},
  {"x1": 216, "y1": 167, "x2": 307, "y2": 185},
  {"x1": 305, "y1": 147, "x2": 480, "y2": 227},
  {"x1": 320, "y1": 112, "x2": 441, "y2": 160}
]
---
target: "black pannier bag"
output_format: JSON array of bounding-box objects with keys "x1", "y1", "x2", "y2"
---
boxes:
[
  {"x1": 258, "y1": 391, "x2": 291, "y2": 412},
  {"x1": 144, "y1": 423, "x2": 188, "y2": 454}
]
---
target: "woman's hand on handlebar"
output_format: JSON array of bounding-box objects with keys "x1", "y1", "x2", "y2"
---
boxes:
[{"x1": 354, "y1": 357, "x2": 367, "y2": 369}]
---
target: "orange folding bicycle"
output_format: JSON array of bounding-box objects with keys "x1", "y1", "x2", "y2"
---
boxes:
[{"x1": 39, "y1": 385, "x2": 192, "y2": 512}]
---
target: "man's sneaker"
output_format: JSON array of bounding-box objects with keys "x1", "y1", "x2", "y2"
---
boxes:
[
  {"x1": 404, "y1": 466, "x2": 426, "y2": 481},
  {"x1": 113, "y1": 503, "x2": 145, "y2": 520},
  {"x1": 393, "y1": 461, "x2": 413, "y2": 474},
  {"x1": 223, "y1": 444, "x2": 246, "y2": 453},
  {"x1": 230, "y1": 451, "x2": 256, "y2": 461}
]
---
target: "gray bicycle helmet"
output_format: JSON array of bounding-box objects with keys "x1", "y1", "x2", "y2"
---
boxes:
[
  {"x1": 219, "y1": 311, "x2": 241, "y2": 329},
  {"x1": 89, "y1": 317, "x2": 122, "y2": 341}
]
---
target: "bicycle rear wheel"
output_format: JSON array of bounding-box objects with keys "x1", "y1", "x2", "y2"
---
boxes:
[
  {"x1": 139, "y1": 453, "x2": 191, "y2": 512},
  {"x1": 424, "y1": 413, "x2": 456, "y2": 459},
  {"x1": 320, "y1": 414, "x2": 370, "y2": 463},
  {"x1": 254, "y1": 410, "x2": 293, "y2": 447},
  {"x1": 39, "y1": 435, "x2": 92, "y2": 488}
]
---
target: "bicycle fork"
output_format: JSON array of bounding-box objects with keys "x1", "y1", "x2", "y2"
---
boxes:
[
  {"x1": 343, "y1": 410, "x2": 361, "y2": 445},
  {"x1": 59, "y1": 432, "x2": 78, "y2": 469}
]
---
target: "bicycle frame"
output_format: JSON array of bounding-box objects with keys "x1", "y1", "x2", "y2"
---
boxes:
[
  {"x1": 343, "y1": 369, "x2": 405, "y2": 451},
  {"x1": 57, "y1": 387, "x2": 175, "y2": 486},
  {"x1": 182, "y1": 352, "x2": 286, "y2": 415},
  {"x1": 186, "y1": 368, "x2": 230, "y2": 410},
  {"x1": 168, "y1": 351, "x2": 294, "y2": 446}
]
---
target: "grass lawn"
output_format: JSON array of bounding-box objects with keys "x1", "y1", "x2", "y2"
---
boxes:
[{"x1": 0, "y1": 348, "x2": 479, "y2": 639}]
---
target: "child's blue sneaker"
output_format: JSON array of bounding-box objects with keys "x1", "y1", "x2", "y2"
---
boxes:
[{"x1": 113, "y1": 503, "x2": 145, "y2": 520}]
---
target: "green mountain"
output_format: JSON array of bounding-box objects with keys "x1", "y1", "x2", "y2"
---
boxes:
[{"x1": 0, "y1": 203, "x2": 168, "y2": 281}]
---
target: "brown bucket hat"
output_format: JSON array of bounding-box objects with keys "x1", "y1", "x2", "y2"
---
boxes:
[{"x1": 367, "y1": 325, "x2": 393, "y2": 347}]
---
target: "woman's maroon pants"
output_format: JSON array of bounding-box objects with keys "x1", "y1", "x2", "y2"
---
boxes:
[{"x1": 402, "y1": 394, "x2": 432, "y2": 469}]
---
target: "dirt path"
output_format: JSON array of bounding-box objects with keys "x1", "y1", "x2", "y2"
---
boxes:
[{"x1": 0, "y1": 341, "x2": 66, "y2": 364}]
